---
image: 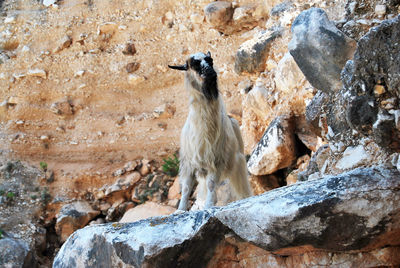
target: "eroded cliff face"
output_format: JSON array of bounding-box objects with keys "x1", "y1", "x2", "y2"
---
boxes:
[
  {"x1": 0, "y1": 0, "x2": 249, "y2": 197},
  {"x1": 1, "y1": 0, "x2": 400, "y2": 267}
]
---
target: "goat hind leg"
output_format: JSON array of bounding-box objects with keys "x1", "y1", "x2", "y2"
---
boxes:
[
  {"x1": 204, "y1": 171, "x2": 220, "y2": 209},
  {"x1": 230, "y1": 153, "x2": 253, "y2": 199}
]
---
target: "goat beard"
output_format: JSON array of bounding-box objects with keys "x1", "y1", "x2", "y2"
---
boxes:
[{"x1": 201, "y1": 70, "x2": 218, "y2": 101}]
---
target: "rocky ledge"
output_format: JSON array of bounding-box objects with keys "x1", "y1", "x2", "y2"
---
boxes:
[{"x1": 54, "y1": 166, "x2": 400, "y2": 267}]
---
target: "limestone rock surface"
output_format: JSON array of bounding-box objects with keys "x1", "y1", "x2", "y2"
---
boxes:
[
  {"x1": 54, "y1": 166, "x2": 400, "y2": 267},
  {"x1": 235, "y1": 28, "x2": 281, "y2": 74},
  {"x1": 247, "y1": 116, "x2": 296, "y2": 175}
]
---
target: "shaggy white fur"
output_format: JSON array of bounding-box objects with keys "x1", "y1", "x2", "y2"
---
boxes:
[{"x1": 169, "y1": 52, "x2": 253, "y2": 211}]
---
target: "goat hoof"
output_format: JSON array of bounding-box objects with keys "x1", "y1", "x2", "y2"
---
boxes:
[{"x1": 173, "y1": 209, "x2": 186, "y2": 214}]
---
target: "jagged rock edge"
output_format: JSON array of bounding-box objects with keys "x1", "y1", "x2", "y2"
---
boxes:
[{"x1": 54, "y1": 166, "x2": 400, "y2": 266}]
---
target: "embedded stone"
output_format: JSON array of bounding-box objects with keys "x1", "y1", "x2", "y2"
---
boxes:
[
  {"x1": 235, "y1": 28, "x2": 282, "y2": 74},
  {"x1": 119, "y1": 202, "x2": 175, "y2": 223},
  {"x1": 204, "y1": 1, "x2": 234, "y2": 28},
  {"x1": 247, "y1": 116, "x2": 296, "y2": 175},
  {"x1": 55, "y1": 201, "x2": 100, "y2": 242}
]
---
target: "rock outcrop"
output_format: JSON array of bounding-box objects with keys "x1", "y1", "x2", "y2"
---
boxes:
[
  {"x1": 299, "y1": 13, "x2": 400, "y2": 151},
  {"x1": 0, "y1": 160, "x2": 47, "y2": 267},
  {"x1": 54, "y1": 166, "x2": 400, "y2": 267}
]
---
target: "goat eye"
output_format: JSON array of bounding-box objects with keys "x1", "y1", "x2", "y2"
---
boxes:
[{"x1": 191, "y1": 59, "x2": 200, "y2": 67}]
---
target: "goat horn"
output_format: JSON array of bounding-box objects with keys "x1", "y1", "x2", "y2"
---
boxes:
[{"x1": 168, "y1": 64, "x2": 188, "y2": 71}]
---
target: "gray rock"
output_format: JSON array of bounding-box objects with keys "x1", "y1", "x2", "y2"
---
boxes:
[
  {"x1": 56, "y1": 201, "x2": 100, "y2": 242},
  {"x1": 54, "y1": 166, "x2": 400, "y2": 267},
  {"x1": 54, "y1": 210, "x2": 227, "y2": 268},
  {"x1": 345, "y1": 94, "x2": 378, "y2": 134},
  {"x1": 216, "y1": 166, "x2": 400, "y2": 251},
  {"x1": 333, "y1": 15, "x2": 400, "y2": 148},
  {"x1": 247, "y1": 116, "x2": 296, "y2": 175},
  {"x1": 0, "y1": 237, "x2": 37, "y2": 268},
  {"x1": 298, "y1": 144, "x2": 330, "y2": 181},
  {"x1": 305, "y1": 91, "x2": 329, "y2": 137},
  {"x1": 234, "y1": 28, "x2": 282, "y2": 74},
  {"x1": 372, "y1": 111, "x2": 396, "y2": 148},
  {"x1": 0, "y1": 160, "x2": 44, "y2": 266},
  {"x1": 289, "y1": 8, "x2": 356, "y2": 93},
  {"x1": 270, "y1": 1, "x2": 293, "y2": 17}
]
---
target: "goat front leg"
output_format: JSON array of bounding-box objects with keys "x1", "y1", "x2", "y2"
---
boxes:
[
  {"x1": 204, "y1": 171, "x2": 221, "y2": 209},
  {"x1": 177, "y1": 172, "x2": 195, "y2": 212}
]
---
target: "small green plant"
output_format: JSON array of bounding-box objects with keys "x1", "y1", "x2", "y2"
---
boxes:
[
  {"x1": 0, "y1": 229, "x2": 3, "y2": 239},
  {"x1": 6, "y1": 191, "x2": 15, "y2": 201},
  {"x1": 39, "y1": 161, "x2": 48, "y2": 172},
  {"x1": 41, "y1": 187, "x2": 51, "y2": 204},
  {"x1": 162, "y1": 154, "x2": 179, "y2": 177},
  {"x1": 0, "y1": 189, "x2": 4, "y2": 196}
]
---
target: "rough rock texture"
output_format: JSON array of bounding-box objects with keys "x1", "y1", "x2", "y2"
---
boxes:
[
  {"x1": 234, "y1": 28, "x2": 282, "y2": 74},
  {"x1": 216, "y1": 166, "x2": 400, "y2": 251},
  {"x1": 208, "y1": 237, "x2": 400, "y2": 268},
  {"x1": 305, "y1": 91, "x2": 329, "y2": 137},
  {"x1": 274, "y1": 52, "x2": 305, "y2": 93},
  {"x1": 2, "y1": 0, "x2": 400, "y2": 266},
  {"x1": 99, "y1": 172, "x2": 141, "y2": 204},
  {"x1": 339, "y1": 15, "x2": 400, "y2": 148},
  {"x1": 289, "y1": 8, "x2": 356, "y2": 93},
  {"x1": 55, "y1": 201, "x2": 100, "y2": 242},
  {"x1": 247, "y1": 116, "x2": 296, "y2": 175},
  {"x1": 313, "y1": 15, "x2": 400, "y2": 151},
  {"x1": 204, "y1": 1, "x2": 234, "y2": 29},
  {"x1": 54, "y1": 166, "x2": 400, "y2": 267},
  {"x1": 0, "y1": 237, "x2": 37, "y2": 268},
  {"x1": 0, "y1": 159, "x2": 47, "y2": 267},
  {"x1": 54, "y1": 210, "x2": 228, "y2": 268},
  {"x1": 335, "y1": 145, "x2": 371, "y2": 170}
]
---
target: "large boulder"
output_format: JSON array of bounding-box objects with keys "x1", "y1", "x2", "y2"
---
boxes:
[
  {"x1": 54, "y1": 166, "x2": 400, "y2": 267},
  {"x1": 54, "y1": 210, "x2": 228, "y2": 268},
  {"x1": 289, "y1": 8, "x2": 356, "y2": 93},
  {"x1": 247, "y1": 116, "x2": 296, "y2": 175}
]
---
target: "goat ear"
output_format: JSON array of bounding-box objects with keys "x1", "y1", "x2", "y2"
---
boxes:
[
  {"x1": 206, "y1": 51, "x2": 211, "y2": 57},
  {"x1": 168, "y1": 64, "x2": 188, "y2": 71}
]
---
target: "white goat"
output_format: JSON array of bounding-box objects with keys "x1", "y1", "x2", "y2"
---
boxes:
[{"x1": 169, "y1": 52, "x2": 252, "y2": 211}]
